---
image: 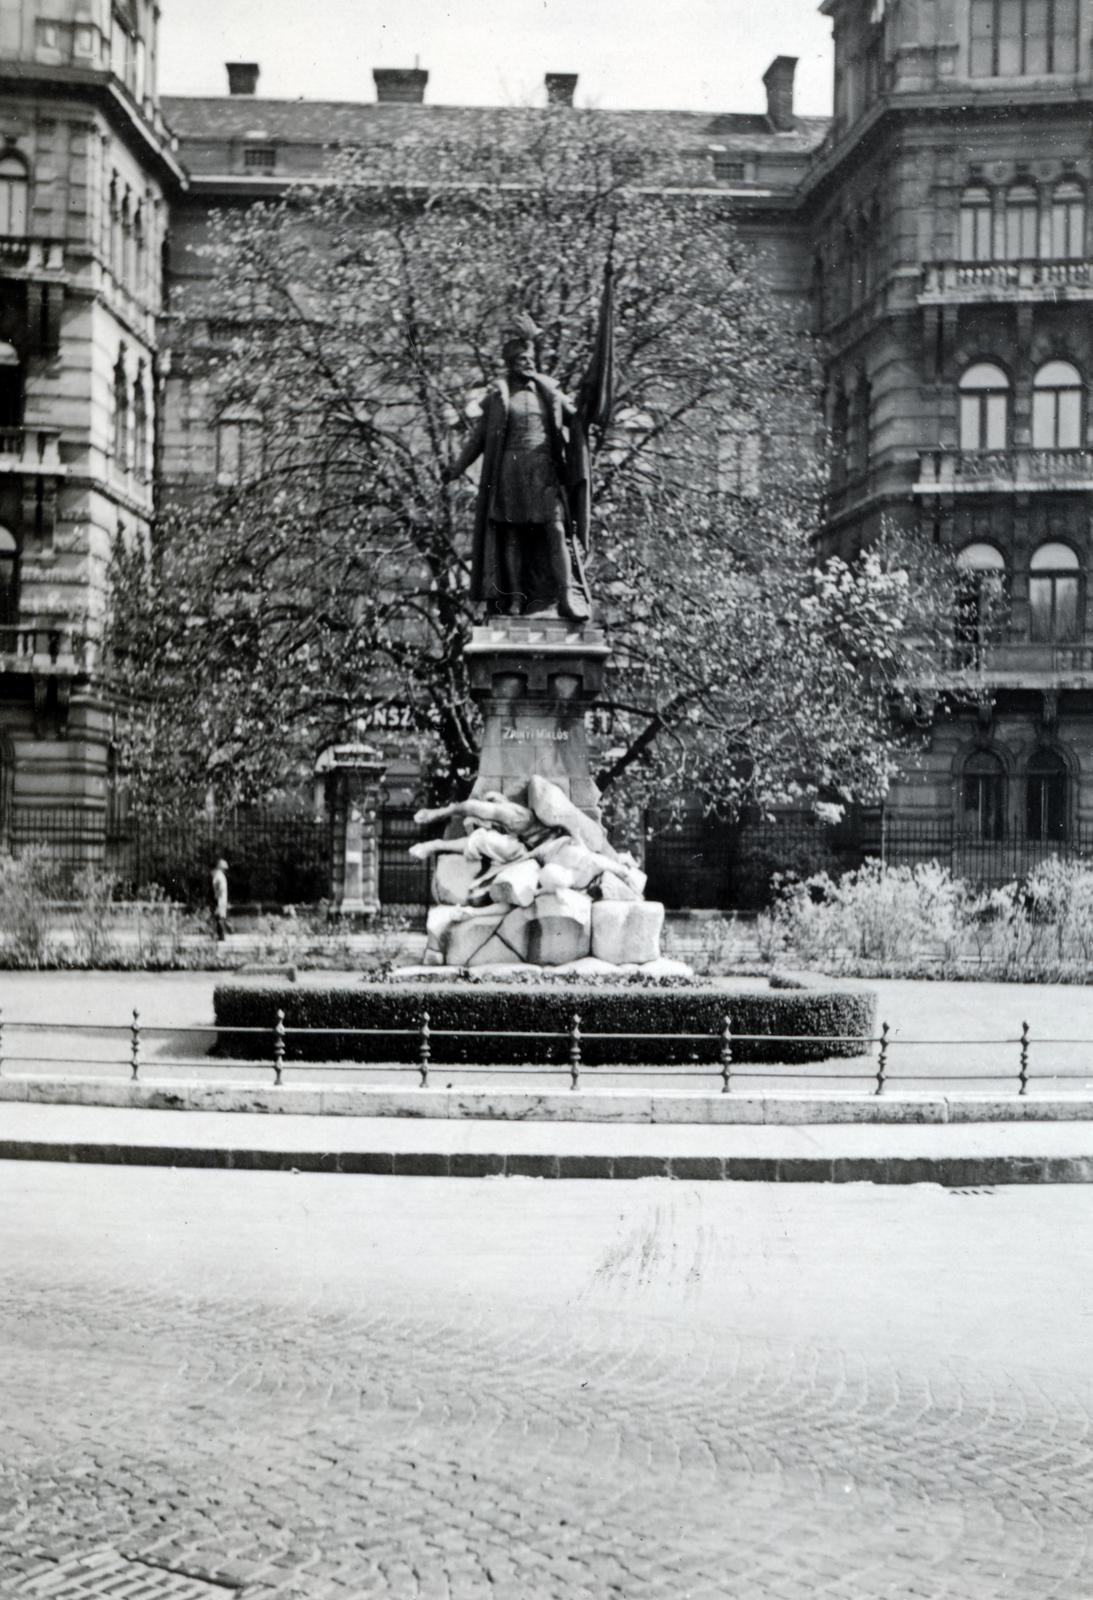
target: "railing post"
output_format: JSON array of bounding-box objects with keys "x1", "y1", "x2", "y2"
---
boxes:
[
  {"x1": 130, "y1": 1007, "x2": 140, "y2": 1083},
  {"x1": 0, "y1": 1005, "x2": 4, "y2": 1077},
  {"x1": 1018, "y1": 1020, "x2": 1030, "y2": 1097},
  {"x1": 569, "y1": 1011, "x2": 582, "y2": 1090},
  {"x1": 875, "y1": 1021, "x2": 889, "y2": 1097},
  {"x1": 419, "y1": 1008, "x2": 431, "y2": 1088},
  {"x1": 720, "y1": 1014, "x2": 733, "y2": 1094},
  {"x1": 273, "y1": 1007, "x2": 286, "y2": 1087}
]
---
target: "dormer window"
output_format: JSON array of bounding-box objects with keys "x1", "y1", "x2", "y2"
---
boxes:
[
  {"x1": 243, "y1": 140, "x2": 276, "y2": 173},
  {"x1": 712, "y1": 155, "x2": 746, "y2": 183}
]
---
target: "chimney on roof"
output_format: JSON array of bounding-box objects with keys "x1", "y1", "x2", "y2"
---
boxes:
[
  {"x1": 226, "y1": 61, "x2": 260, "y2": 96},
  {"x1": 762, "y1": 55, "x2": 797, "y2": 131},
  {"x1": 545, "y1": 72, "x2": 578, "y2": 107},
  {"x1": 373, "y1": 67, "x2": 429, "y2": 104}
]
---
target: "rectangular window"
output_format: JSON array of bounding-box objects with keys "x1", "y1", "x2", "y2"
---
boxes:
[
  {"x1": 243, "y1": 146, "x2": 276, "y2": 172},
  {"x1": 997, "y1": 0, "x2": 1024, "y2": 74},
  {"x1": 1030, "y1": 574, "x2": 1080, "y2": 641},
  {"x1": 1053, "y1": 0, "x2": 1079, "y2": 69},
  {"x1": 1005, "y1": 203, "x2": 1037, "y2": 260},
  {"x1": 969, "y1": 0, "x2": 997, "y2": 74},
  {"x1": 960, "y1": 204, "x2": 993, "y2": 261},
  {"x1": 1024, "y1": 0, "x2": 1050, "y2": 72},
  {"x1": 970, "y1": 0, "x2": 1080, "y2": 75},
  {"x1": 964, "y1": 772, "x2": 1006, "y2": 839},
  {"x1": 717, "y1": 429, "x2": 761, "y2": 497},
  {"x1": 216, "y1": 419, "x2": 262, "y2": 483}
]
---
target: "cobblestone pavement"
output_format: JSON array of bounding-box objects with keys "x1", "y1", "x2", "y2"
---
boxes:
[{"x1": 1, "y1": 1164, "x2": 1092, "y2": 1598}]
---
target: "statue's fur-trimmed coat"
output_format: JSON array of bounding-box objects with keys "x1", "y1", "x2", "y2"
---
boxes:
[{"x1": 448, "y1": 373, "x2": 592, "y2": 605}]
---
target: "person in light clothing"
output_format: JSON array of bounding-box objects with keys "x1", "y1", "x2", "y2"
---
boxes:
[{"x1": 210, "y1": 858, "x2": 230, "y2": 941}]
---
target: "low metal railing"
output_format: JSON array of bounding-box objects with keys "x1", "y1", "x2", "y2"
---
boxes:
[{"x1": 0, "y1": 1010, "x2": 1084, "y2": 1099}]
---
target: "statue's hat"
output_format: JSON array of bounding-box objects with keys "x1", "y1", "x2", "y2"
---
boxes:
[{"x1": 501, "y1": 310, "x2": 541, "y2": 345}]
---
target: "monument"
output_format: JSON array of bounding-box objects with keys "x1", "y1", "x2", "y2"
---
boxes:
[{"x1": 413, "y1": 285, "x2": 679, "y2": 974}]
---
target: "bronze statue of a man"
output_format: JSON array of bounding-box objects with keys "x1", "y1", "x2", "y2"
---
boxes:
[{"x1": 441, "y1": 313, "x2": 593, "y2": 622}]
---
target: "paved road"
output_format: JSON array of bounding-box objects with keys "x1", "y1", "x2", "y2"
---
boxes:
[{"x1": 1, "y1": 1164, "x2": 1091, "y2": 1598}]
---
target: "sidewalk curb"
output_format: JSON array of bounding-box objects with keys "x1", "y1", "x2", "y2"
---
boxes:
[
  {"x1": 3, "y1": 1076, "x2": 1092, "y2": 1124},
  {"x1": 1, "y1": 1137, "x2": 1091, "y2": 1183}
]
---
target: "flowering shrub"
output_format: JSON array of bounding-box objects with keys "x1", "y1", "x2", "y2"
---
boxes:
[
  {"x1": 0, "y1": 848, "x2": 62, "y2": 966},
  {"x1": 767, "y1": 856, "x2": 1093, "y2": 976}
]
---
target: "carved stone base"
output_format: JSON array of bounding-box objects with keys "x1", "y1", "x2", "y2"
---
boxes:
[{"x1": 464, "y1": 616, "x2": 610, "y2": 820}]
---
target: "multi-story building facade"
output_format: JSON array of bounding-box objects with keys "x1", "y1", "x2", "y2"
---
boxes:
[
  {"x1": 0, "y1": 0, "x2": 181, "y2": 836},
  {"x1": 2, "y1": 0, "x2": 1092, "y2": 894},
  {"x1": 812, "y1": 0, "x2": 1093, "y2": 872}
]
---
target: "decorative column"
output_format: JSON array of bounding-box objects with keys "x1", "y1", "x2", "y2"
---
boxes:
[{"x1": 315, "y1": 743, "x2": 386, "y2": 920}]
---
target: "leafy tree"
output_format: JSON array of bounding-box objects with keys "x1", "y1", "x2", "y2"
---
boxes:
[{"x1": 106, "y1": 112, "x2": 945, "y2": 817}]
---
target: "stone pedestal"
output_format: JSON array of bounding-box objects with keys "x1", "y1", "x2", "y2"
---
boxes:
[
  {"x1": 463, "y1": 617, "x2": 611, "y2": 820},
  {"x1": 316, "y1": 743, "x2": 386, "y2": 920}
]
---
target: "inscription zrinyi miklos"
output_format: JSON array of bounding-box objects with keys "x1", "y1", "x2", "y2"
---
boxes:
[{"x1": 502, "y1": 727, "x2": 570, "y2": 743}]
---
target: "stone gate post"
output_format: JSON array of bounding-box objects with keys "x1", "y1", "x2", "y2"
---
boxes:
[{"x1": 315, "y1": 743, "x2": 387, "y2": 920}]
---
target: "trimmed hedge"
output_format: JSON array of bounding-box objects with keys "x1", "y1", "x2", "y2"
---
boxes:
[{"x1": 214, "y1": 981, "x2": 877, "y2": 1067}]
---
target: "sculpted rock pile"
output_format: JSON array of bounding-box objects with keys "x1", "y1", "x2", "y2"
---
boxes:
[{"x1": 410, "y1": 775, "x2": 684, "y2": 973}]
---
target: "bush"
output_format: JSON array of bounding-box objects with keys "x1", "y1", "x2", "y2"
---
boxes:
[
  {"x1": 0, "y1": 847, "x2": 62, "y2": 966},
  {"x1": 214, "y1": 981, "x2": 876, "y2": 1067},
  {"x1": 70, "y1": 867, "x2": 121, "y2": 965},
  {"x1": 766, "y1": 855, "x2": 1093, "y2": 976}
]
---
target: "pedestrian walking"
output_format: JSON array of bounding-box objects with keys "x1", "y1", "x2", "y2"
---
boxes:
[{"x1": 210, "y1": 858, "x2": 230, "y2": 941}]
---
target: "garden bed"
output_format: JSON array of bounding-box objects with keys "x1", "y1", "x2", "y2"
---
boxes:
[{"x1": 213, "y1": 980, "x2": 876, "y2": 1067}]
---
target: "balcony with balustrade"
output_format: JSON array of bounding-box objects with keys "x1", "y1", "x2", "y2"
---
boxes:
[
  {"x1": 0, "y1": 427, "x2": 65, "y2": 478},
  {"x1": 936, "y1": 634, "x2": 1093, "y2": 690},
  {"x1": 920, "y1": 259, "x2": 1093, "y2": 306},
  {"x1": 914, "y1": 447, "x2": 1093, "y2": 495},
  {"x1": 0, "y1": 625, "x2": 87, "y2": 675}
]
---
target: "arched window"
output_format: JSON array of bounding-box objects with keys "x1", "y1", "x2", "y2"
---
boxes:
[
  {"x1": 0, "y1": 154, "x2": 28, "y2": 237},
  {"x1": 959, "y1": 363, "x2": 1009, "y2": 451},
  {"x1": 954, "y1": 542, "x2": 1007, "y2": 664},
  {"x1": 1050, "y1": 179, "x2": 1085, "y2": 259},
  {"x1": 119, "y1": 190, "x2": 132, "y2": 288},
  {"x1": 0, "y1": 525, "x2": 18, "y2": 629},
  {"x1": 1029, "y1": 540, "x2": 1080, "y2": 642},
  {"x1": 132, "y1": 374, "x2": 148, "y2": 481},
  {"x1": 133, "y1": 201, "x2": 144, "y2": 294},
  {"x1": 830, "y1": 389, "x2": 850, "y2": 486},
  {"x1": 846, "y1": 224, "x2": 863, "y2": 310},
  {"x1": 1004, "y1": 183, "x2": 1039, "y2": 260},
  {"x1": 962, "y1": 749, "x2": 1006, "y2": 840},
  {"x1": 1032, "y1": 360, "x2": 1083, "y2": 449},
  {"x1": 959, "y1": 185, "x2": 994, "y2": 262},
  {"x1": 852, "y1": 377, "x2": 872, "y2": 474},
  {"x1": 0, "y1": 340, "x2": 22, "y2": 431},
  {"x1": 811, "y1": 253, "x2": 825, "y2": 329},
  {"x1": 112, "y1": 354, "x2": 128, "y2": 466},
  {"x1": 1026, "y1": 748, "x2": 1068, "y2": 840}
]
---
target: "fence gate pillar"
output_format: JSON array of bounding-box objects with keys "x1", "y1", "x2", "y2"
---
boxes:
[{"x1": 315, "y1": 743, "x2": 387, "y2": 922}]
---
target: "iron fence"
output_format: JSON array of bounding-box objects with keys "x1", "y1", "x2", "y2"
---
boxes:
[
  {"x1": 6, "y1": 801, "x2": 1092, "y2": 913},
  {"x1": 644, "y1": 813, "x2": 871, "y2": 910},
  {"x1": 880, "y1": 816, "x2": 1093, "y2": 885},
  {"x1": 0, "y1": 1009, "x2": 1084, "y2": 1099},
  {"x1": 4, "y1": 806, "x2": 332, "y2": 907}
]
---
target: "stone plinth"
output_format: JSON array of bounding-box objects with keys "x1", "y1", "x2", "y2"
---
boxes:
[
  {"x1": 464, "y1": 617, "x2": 611, "y2": 820},
  {"x1": 316, "y1": 742, "x2": 386, "y2": 919}
]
